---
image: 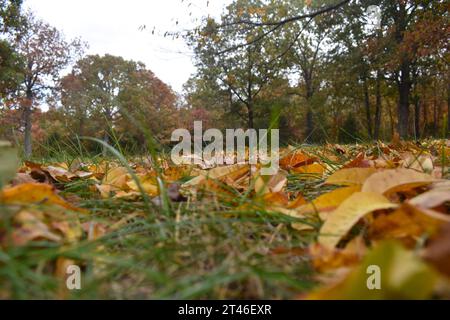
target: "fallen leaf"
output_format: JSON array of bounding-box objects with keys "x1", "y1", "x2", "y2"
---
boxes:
[
  {"x1": 423, "y1": 223, "x2": 450, "y2": 277},
  {"x1": 254, "y1": 171, "x2": 287, "y2": 195},
  {"x1": 307, "y1": 242, "x2": 439, "y2": 300},
  {"x1": 0, "y1": 183, "x2": 85, "y2": 212},
  {"x1": 362, "y1": 168, "x2": 437, "y2": 195},
  {"x1": 408, "y1": 188, "x2": 450, "y2": 210},
  {"x1": 296, "y1": 186, "x2": 361, "y2": 216},
  {"x1": 103, "y1": 167, "x2": 130, "y2": 189},
  {"x1": 11, "y1": 210, "x2": 62, "y2": 246},
  {"x1": 318, "y1": 192, "x2": 398, "y2": 249},
  {"x1": 326, "y1": 168, "x2": 378, "y2": 186},
  {"x1": 309, "y1": 236, "x2": 366, "y2": 273},
  {"x1": 292, "y1": 163, "x2": 325, "y2": 175},
  {"x1": 369, "y1": 204, "x2": 445, "y2": 247},
  {"x1": 279, "y1": 151, "x2": 315, "y2": 170}
]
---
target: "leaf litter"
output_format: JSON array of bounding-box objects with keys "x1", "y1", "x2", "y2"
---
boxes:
[{"x1": 0, "y1": 139, "x2": 449, "y2": 299}]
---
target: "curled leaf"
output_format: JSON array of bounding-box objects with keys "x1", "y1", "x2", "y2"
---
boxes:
[{"x1": 318, "y1": 192, "x2": 398, "y2": 249}]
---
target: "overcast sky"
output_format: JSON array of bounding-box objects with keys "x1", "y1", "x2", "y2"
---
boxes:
[{"x1": 25, "y1": 0, "x2": 231, "y2": 93}]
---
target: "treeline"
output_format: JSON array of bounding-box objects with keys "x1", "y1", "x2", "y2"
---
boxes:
[
  {"x1": 184, "y1": 0, "x2": 449, "y2": 143},
  {"x1": 0, "y1": 2, "x2": 184, "y2": 157},
  {"x1": 0, "y1": 0, "x2": 449, "y2": 158}
]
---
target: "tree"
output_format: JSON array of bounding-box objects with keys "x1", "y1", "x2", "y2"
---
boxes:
[
  {"x1": 283, "y1": 0, "x2": 333, "y2": 141},
  {"x1": 0, "y1": 0, "x2": 22, "y2": 31},
  {"x1": 187, "y1": 0, "x2": 288, "y2": 129},
  {"x1": 377, "y1": 0, "x2": 448, "y2": 138},
  {"x1": 0, "y1": 39, "x2": 22, "y2": 97},
  {"x1": 12, "y1": 11, "x2": 83, "y2": 157},
  {"x1": 61, "y1": 54, "x2": 178, "y2": 152},
  {"x1": 0, "y1": 0, "x2": 22, "y2": 99},
  {"x1": 62, "y1": 55, "x2": 142, "y2": 153}
]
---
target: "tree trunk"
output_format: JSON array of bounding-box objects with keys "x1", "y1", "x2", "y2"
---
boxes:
[
  {"x1": 414, "y1": 97, "x2": 420, "y2": 140},
  {"x1": 422, "y1": 100, "x2": 428, "y2": 137},
  {"x1": 374, "y1": 72, "x2": 382, "y2": 140},
  {"x1": 23, "y1": 89, "x2": 33, "y2": 158},
  {"x1": 433, "y1": 93, "x2": 438, "y2": 137},
  {"x1": 397, "y1": 70, "x2": 411, "y2": 139},
  {"x1": 447, "y1": 81, "x2": 450, "y2": 137},
  {"x1": 306, "y1": 107, "x2": 314, "y2": 142},
  {"x1": 305, "y1": 78, "x2": 314, "y2": 143},
  {"x1": 363, "y1": 78, "x2": 373, "y2": 139},
  {"x1": 394, "y1": 3, "x2": 412, "y2": 139},
  {"x1": 387, "y1": 99, "x2": 395, "y2": 139},
  {"x1": 247, "y1": 101, "x2": 254, "y2": 129}
]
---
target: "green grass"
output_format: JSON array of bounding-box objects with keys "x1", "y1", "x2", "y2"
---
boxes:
[
  {"x1": 0, "y1": 162, "x2": 319, "y2": 299},
  {"x1": 2, "y1": 134, "x2": 447, "y2": 299}
]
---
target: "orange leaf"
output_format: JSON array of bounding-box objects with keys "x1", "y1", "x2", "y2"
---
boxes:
[{"x1": 0, "y1": 183, "x2": 85, "y2": 212}]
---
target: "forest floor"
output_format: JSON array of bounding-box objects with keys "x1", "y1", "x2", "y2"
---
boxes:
[{"x1": 0, "y1": 139, "x2": 449, "y2": 299}]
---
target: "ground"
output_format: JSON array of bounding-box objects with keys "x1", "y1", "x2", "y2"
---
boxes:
[{"x1": 0, "y1": 140, "x2": 449, "y2": 299}]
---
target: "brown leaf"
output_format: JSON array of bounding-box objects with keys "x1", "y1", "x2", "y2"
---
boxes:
[{"x1": 362, "y1": 168, "x2": 437, "y2": 195}]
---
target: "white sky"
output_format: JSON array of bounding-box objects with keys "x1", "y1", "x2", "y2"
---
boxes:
[{"x1": 25, "y1": 0, "x2": 231, "y2": 93}]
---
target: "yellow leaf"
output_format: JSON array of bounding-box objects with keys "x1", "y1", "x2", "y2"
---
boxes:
[
  {"x1": 326, "y1": 168, "x2": 378, "y2": 186},
  {"x1": 0, "y1": 183, "x2": 85, "y2": 212},
  {"x1": 288, "y1": 186, "x2": 361, "y2": 232},
  {"x1": 182, "y1": 164, "x2": 248, "y2": 189},
  {"x1": 95, "y1": 184, "x2": 114, "y2": 199},
  {"x1": 297, "y1": 186, "x2": 361, "y2": 216},
  {"x1": 127, "y1": 176, "x2": 159, "y2": 196},
  {"x1": 318, "y1": 192, "x2": 398, "y2": 249},
  {"x1": 307, "y1": 242, "x2": 439, "y2": 300},
  {"x1": 362, "y1": 168, "x2": 437, "y2": 195},
  {"x1": 103, "y1": 167, "x2": 129, "y2": 189}
]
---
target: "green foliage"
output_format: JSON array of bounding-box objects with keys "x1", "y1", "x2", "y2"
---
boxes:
[{"x1": 0, "y1": 39, "x2": 23, "y2": 96}]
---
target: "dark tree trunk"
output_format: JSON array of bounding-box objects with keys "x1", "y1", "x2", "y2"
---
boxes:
[
  {"x1": 422, "y1": 100, "x2": 428, "y2": 137},
  {"x1": 306, "y1": 107, "x2": 314, "y2": 141},
  {"x1": 305, "y1": 77, "x2": 314, "y2": 142},
  {"x1": 447, "y1": 81, "x2": 450, "y2": 137},
  {"x1": 414, "y1": 97, "x2": 420, "y2": 140},
  {"x1": 23, "y1": 89, "x2": 33, "y2": 158},
  {"x1": 394, "y1": 3, "x2": 412, "y2": 139},
  {"x1": 374, "y1": 73, "x2": 382, "y2": 140},
  {"x1": 387, "y1": 100, "x2": 395, "y2": 139},
  {"x1": 397, "y1": 69, "x2": 411, "y2": 139},
  {"x1": 433, "y1": 94, "x2": 438, "y2": 137},
  {"x1": 247, "y1": 101, "x2": 254, "y2": 129},
  {"x1": 363, "y1": 78, "x2": 373, "y2": 139}
]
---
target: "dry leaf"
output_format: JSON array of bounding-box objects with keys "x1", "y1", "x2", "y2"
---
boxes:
[
  {"x1": 326, "y1": 168, "x2": 378, "y2": 186},
  {"x1": 318, "y1": 192, "x2": 398, "y2": 249},
  {"x1": 0, "y1": 183, "x2": 85, "y2": 212},
  {"x1": 362, "y1": 168, "x2": 437, "y2": 195},
  {"x1": 307, "y1": 242, "x2": 439, "y2": 300}
]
